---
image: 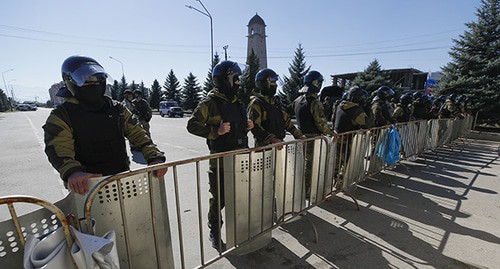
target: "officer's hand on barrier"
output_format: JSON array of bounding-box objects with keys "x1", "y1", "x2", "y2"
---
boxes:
[
  {"x1": 271, "y1": 138, "x2": 284, "y2": 150},
  {"x1": 246, "y1": 119, "x2": 254, "y2": 131},
  {"x1": 149, "y1": 160, "x2": 167, "y2": 178},
  {"x1": 218, "y1": 120, "x2": 231, "y2": 135},
  {"x1": 68, "y1": 171, "x2": 102, "y2": 195}
]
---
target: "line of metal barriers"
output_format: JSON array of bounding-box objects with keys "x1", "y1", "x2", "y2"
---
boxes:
[{"x1": 0, "y1": 115, "x2": 473, "y2": 269}]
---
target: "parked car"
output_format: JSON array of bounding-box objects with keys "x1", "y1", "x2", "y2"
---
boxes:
[
  {"x1": 159, "y1": 100, "x2": 180, "y2": 117},
  {"x1": 167, "y1": 107, "x2": 184, "y2": 118},
  {"x1": 16, "y1": 104, "x2": 32, "y2": 111}
]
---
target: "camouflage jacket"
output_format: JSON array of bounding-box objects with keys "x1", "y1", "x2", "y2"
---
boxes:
[
  {"x1": 43, "y1": 96, "x2": 165, "y2": 181},
  {"x1": 294, "y1": 92, "x2": 334, "y2": 137},
  {"x1": 247, "y1": 92, "x2": 303, "y2": 146}
]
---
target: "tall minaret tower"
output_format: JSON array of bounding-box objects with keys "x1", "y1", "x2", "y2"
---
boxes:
[{"x1": 247, "y1": 13, "x2": 267, "y2": 69}]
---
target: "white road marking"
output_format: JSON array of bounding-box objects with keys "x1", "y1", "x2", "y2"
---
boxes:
[{"x1": 26, "y1": 115, "x2": 68, "y2": 196}]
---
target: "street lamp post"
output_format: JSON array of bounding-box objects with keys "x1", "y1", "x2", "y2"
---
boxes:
[
  {"x1": 109, "y1": 56, "x2": 124, "y2": 78},
  {"x1": 2, "y1": 69, "x2": 14, "y2": 110},
  {"x1": 7, "y1": 79, "x2": 16, "y2": 100},
  {"x1": 223, "y1": 45, "x2": 229, "y2": 60},
  {"x1": 2, "y1": 69, "x2": 14, "y2": 94},
  {"x1": 186, "y1": 0, "x2": 213, "y2": 64}
]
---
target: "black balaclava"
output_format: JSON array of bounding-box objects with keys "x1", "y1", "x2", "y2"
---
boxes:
[
  {"x1": 220, "y1": 73, "x2": 240, "y2": 100},
  {"x1": 74, "y1": 83, "x2": 106, "y2": 111},
  {"x1": 261, "y1": 79, "x2": 277, "y2": 97}
]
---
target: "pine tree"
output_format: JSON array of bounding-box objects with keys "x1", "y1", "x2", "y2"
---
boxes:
[
  {"x1": 138, "y1": 81, "x2": 149, "y2": 100},
  {"x1": 181, "y1": 72, "x2": 202, "y2": 111},
  {"x1": 202, "y1": 53, "x2": 221, "y2": 97},
  {"x1": 438, "y1": 0, "x2": 500, "y2": 124},
  {"x1": 0, "y1": 89, "x2": 8, "y2": 112},
  {"x1": 163, "y1": 69, "x2": 181, "y2": 103},
  {"x1": 118, "y1": 75, "x2": 128, "y2": 101},
  {"x1": 239, "y1": 49, "x2": 260, "y2": 106},
  {"x1": 130, "y1": 81, "x2": 138, "y2": 93},
  {"x1": 111, "y1": 80, "x2": 120, "y2": 100},
  {"x1": 352, "y1": 59, "x2": 392, "y2": 93},
  {"x1": 279, "y1": 44, "x2": 310, "y2": 113},
  {"x1": 149, "y1": 79, "x2": 162, "y2": 109}
]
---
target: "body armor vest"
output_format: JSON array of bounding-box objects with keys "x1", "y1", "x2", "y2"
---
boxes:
[
  {"x1": 335, "y1": 105, "x2": 361, "y2": 134},
  {"x1": 413, "y1": 101, "x2": 427, "y2": 120},
  {"x1": 208, "y1": 97, "x2": 248, "y2": 152},
  {"x1": 294, "y1": 95, "x2": 321, "y2": 134},
  {"x1": 63, "y1": 102, "x2": 129, "y2": 175},
  {"x1": 258, "y1": 98, "x2": 286, "y2": 140}
]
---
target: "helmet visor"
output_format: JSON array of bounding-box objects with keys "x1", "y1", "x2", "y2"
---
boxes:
[{"x1": 70, "y1": 64, "x2": 108, "y2": 86}]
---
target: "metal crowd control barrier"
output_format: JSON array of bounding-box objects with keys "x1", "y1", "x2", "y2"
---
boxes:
[
  {"x1": 0, "y1": 115, "x2": 474, "y2": 269},
  {"x1": 0, "y1": 195, "x2": 75, "y2": 268},
  {"x1": 82, "y1": 172, "x2": 175, "y2": 269}
]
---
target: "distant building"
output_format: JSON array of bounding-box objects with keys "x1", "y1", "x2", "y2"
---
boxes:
[
  {"x1": 331, "y1": 68, "x2": 428, "y2": 91},
  {"x1": 247, "y1": 13, "x2": 267, "y2": 69},
  {"x1": 48, "y1": 81, "x2": 65, "y2": 106}
]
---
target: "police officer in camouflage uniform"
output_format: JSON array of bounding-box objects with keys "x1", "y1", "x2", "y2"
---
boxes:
[
  {"x1": 122, "y1": 89, "x2": 136, "y2": 114},
  {"x1": 333, "y1": 86, "x2": 372, "y2": 186},
  {"x1": 186, "y1": 60, "x2": 254, "y2": 250},
  {"x1": 293, "y1": 70, "x2": 334, "y2": 198},
  {"x1": 371, "y1": 86, "x2": 395, "y2": 127},
  {"x1": 392, "y1": 93, "x2": 414, "y2": 123},
  {"x1": 334, "y1": 86, "x2": 372, "y2": 133},
  {"x1": 133, "y1": 89, "x2": 153, "y2": 139},
  {"x1": 43, "y1": 55, "x2": 166, "y2": 196},
  {"x1": 247, "y1": 68, "x2": 304, "y2": 148},
  {"x1": 412, "y1": 91, "x2": 430, "y2": 120},
  {"x1": 439, "y1": 94, "x2": 460, "y2": 119}
]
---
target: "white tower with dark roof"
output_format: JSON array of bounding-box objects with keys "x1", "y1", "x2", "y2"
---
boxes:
[{"x1": 247, "y1": 13, "x2": 267, "y2": 69}]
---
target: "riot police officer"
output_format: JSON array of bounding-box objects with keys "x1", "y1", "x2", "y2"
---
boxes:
[
  {"x1": 334, "y1": 86, "x2": 372, "y2": 133},
  {"x1": 439, "y1": 94, "x2": 460, "y2": 119},
  {"x1": 186, "y1": 60, "x2": 254, "y2": 250},
  {"x1": 122, "y1": 89, "x2": 136, "y2": 113},
  {"x1": 371, "y1": 86, "x2": 395, "y2": 127},
  {"x1": 247, "y1": 68, "x2": 304, "y2": 148},
  {"x1": 133, "y1": 89, "x2": 153, "y2": 138},
  {"x1": 293, "y1": 70, "x2": 334, "y2": 199},
  {"x1": 392, "y1": 93, "x2": 414, "y2": 123},
  {"x1": 43, "y1": 55, "x2": 166, "y2": 195}
]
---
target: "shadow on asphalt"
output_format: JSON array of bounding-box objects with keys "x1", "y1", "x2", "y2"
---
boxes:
[{"x1": 227, "y1": 140, "x2": 499, "y2": 268}]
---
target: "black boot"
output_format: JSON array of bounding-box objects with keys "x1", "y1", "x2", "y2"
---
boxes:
[{"x1": 209, "y1": 230, "x2": 226, "y2": 251}]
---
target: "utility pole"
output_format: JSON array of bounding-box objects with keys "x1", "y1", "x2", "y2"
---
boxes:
[{"x1": 223, "y1": 45, "x2": 229, "y2": 60}]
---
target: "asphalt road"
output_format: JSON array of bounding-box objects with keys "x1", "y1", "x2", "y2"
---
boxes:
[
  {"x1": 1, "y1": 108, "x2": 499, "y2": 268},
  {"x1": 0, "y1": 108, "x2": 215, "y2": 214}
]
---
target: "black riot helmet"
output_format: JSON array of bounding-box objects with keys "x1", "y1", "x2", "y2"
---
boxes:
[
  {"x1": 346, "y1": 86, "x2": 368, "y2": 104},
  {"x1": 400, "y1": 93, "x2": 414, "y2": 105},
  {"x1": 303, "y1": 70, "x2": 324, "y2": 90},
  {"x1": 457, "y1": 94, "x2": 468, "y2": 104},
  {"x1": 375, "y1": 86, "x2": 395, "y2": 100},
  {"x1": 412, "y1": 91, "x2": 424, "y2": 100},
  {"x1": 212, "y1": 60, "x2": 243, "y2": 89},
  {"x1": 255, "y1": 68, "x2": 279, "y2": 96},
  {"x1": 61, "y1": 55, "x2": 108, "y2": 96},
  {"x1": 448, "y1": 93, "x2": 458, "y2": 102}
]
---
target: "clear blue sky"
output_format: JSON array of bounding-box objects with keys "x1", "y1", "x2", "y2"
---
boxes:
[{"x1": 1, "y1": 0, "x2": 482, "y2": 102}]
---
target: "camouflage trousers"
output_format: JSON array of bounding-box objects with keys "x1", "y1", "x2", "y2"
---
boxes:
[{"x1": 208, "y1": 157, "x2": 225, "y2": 234}]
